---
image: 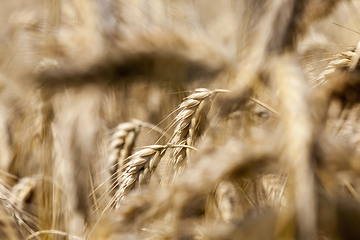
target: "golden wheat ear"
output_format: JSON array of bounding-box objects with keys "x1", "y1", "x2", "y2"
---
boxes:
[
  {"x1": 108, "y1": 121, "x2": 141, "y2": 178},
  {"x1": 310, "y1": 42, "x2": 360, "y2": 120},
  {"x1": 112, "y1": 143, "x2": 198, "y2": 209},
  {"x1": 165, "y1": 88, "x2": 229, "y2": 182},
  {"x1": 113, "y1": 145, "x2": 167, "y2": 208},
  {"x1": 107, "y1": 119, "x2": 168, "y2": 194},
  {"x1": 310, "y1": 45, "x2": 357, "y2": 88}
]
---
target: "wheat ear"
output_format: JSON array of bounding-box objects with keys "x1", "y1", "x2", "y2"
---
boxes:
[
  {"x1": 310, "y1": 45, "x2": 357, "y2": 88},
  {"x1": 113, "y1": 144, "x2": 197, "y2": 208},
  {"x1": 0, "y1": 179, "x2": 40, "y2": 237},
  {"x1": 108, "y1": 119, "x2": 169, "y2": 175},
  {"x1": 166, "y1": 88, "x2": 228, "y2": 180},
  {"x1": 113, "y1": 145, "x2": 166, "y2": 208},
  {"x1": 9, "y1": 176, "x2": 37, "y2": 209},
  {"x1": 108, "y1": 119, "x2": 169, "y2": 197},
  {"x1": 108, "y1": 120, "x2": 141, "y2": 177}
]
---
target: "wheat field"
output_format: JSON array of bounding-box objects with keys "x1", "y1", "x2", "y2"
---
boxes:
[{"x1": 1, "y1": 0, "x2": 360, "y2": 239}]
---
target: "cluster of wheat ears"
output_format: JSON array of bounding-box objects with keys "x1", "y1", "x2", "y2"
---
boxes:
[{"x1": 2, "y1": 0, "x2": 360, "y2": 239}]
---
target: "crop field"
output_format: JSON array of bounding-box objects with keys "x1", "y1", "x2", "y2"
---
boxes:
[{"x1": 1, "y1": 0, "x2": 360, "y2": 239}]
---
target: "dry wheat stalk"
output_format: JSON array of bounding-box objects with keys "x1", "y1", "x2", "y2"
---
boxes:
[
  {"x1": 273, "y1": 53, "x2": 316, "y2": 239},
  {"x1": 166, "y1": 88, "x2": 228, "y2": 181}
]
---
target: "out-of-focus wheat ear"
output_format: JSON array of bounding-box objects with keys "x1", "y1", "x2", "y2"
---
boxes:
[
  {"x1": 0, "y1": 202, "x2": 18, "y2": 240},
  {"x1": 260, "y1": 174, "x2": 288, "y2": 210},
  {"x1": 9, "y1": 176, "x2": 37, "y2": 210},
  {"x1": 310, "y1": 45, "x2": 356, "y2": 87},
  {"x1": 7, "y1": 177, "x2": 39, "y2": 237},
  {"x1": 114, "y1": 145, "x2": 167, "y2": 209},
  {"x1": 0, "y1": 180, "x2": 40, "y2": 238},
  {"x1": 309, "y1": 43, "x2": 360, "y2": 127},
  {"x1": 214, "y1": 180, "x2": 240, "y2": 222},
  {"x1": 166, "y1": 88, "x2": 228, "y2": 181}
]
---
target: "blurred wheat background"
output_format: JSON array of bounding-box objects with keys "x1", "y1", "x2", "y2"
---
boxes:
[{"x1": 1, "y1": 0, "x2": 360, "y2": 239}]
